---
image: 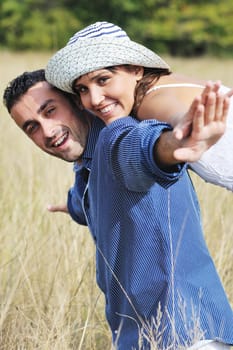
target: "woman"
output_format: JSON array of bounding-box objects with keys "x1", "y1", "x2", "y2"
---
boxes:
[
  {"x1": 46, "y1": 21, "x2": 233, "y2": 192},
  {"x1": 45, "y1": 21, "x2": 233, "y2": 350}
]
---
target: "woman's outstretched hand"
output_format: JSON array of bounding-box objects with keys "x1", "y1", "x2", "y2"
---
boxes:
[{"x1": 173, "y1": 81, "x2": 231, "y2": 162}]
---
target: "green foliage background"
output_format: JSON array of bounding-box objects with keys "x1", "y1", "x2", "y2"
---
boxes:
[{"x1": 1, "y1": 0, "x2": 233, "y2": 56}]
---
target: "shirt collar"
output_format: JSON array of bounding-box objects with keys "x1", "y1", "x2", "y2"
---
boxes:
[{"x1": 74, "y1": 116, "x2": 105, "y2": 171}]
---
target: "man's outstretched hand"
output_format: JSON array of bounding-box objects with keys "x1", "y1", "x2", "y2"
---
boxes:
[{"x1": 47, "y1": 203, "x2": 68, "y2": 214}]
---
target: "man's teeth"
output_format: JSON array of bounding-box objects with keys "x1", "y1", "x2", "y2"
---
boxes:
[{"x1": 54, "y1": 133, "x2": 68, "y2": 147}]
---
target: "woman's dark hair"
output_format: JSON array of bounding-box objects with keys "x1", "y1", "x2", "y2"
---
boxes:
[{"x1": 132, "y1": 67, "x2": 171, "y2": 116}]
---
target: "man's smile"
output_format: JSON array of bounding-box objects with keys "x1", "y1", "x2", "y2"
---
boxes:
[{"x1": 52, "y1": 131, "x2": 69, "y2": 147}]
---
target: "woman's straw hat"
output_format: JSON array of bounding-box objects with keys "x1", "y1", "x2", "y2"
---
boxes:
[{"x1": 45, "y1": 21, "x2": 170, "y2": 93}]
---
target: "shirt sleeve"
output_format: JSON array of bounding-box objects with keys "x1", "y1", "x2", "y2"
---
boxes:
[
  {"x1": 103, "y1": 117, "x2": 186, "y2": 192},
  {"x1": 67, "y1": 169, "x2": 88, "y2": 226}
]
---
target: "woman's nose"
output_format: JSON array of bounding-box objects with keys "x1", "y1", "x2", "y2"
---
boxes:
[{"x1": 89, "y1": 88, "x2": 105, "y2": 107}]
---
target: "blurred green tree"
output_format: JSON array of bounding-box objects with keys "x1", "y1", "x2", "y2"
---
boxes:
[{"x1": 0, "y1": 0, "x2": 233, "y2": 56}]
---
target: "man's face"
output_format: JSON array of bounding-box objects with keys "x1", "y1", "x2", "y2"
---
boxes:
[{"x1": 11, "y1": 81, "x2": 90, "y2": 162}]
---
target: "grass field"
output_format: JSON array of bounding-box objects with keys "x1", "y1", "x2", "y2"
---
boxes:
[{"x1": 0, "y1": 51, "x2": 233, "y2": 349}]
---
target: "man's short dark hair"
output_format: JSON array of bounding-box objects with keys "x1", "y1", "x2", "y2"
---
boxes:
[
  {"x1": 3, "y1": 69, "x2": 90, "y2": 124},
  {"x1": 3, "y1": 69, "x2": 46, "y2": 113}
]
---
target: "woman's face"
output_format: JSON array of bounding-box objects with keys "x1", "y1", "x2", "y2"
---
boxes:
[{"x1": 73, "y1": 65, "x2": 144, "y2": 125}]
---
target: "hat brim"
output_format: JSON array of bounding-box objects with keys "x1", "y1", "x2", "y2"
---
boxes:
[{"x1": 45, "y1": 37, "x2": 170, "y2": 93}]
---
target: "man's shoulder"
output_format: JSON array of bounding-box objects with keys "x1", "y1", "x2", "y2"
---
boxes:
[
  {"x1": 98, "y1": 117, "x2": 138, "y2": 143},
  {"x1": 100, "y1": 117, "x2": 168, "y2": 140},
  {"x1": 106, "y1": 116, "x2": 138, "y2": 129}
]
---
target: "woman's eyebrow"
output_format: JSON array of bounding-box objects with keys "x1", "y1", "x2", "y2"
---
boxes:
[{"x1": 77, "y1": 71, "x2": 107, "y2": 84}]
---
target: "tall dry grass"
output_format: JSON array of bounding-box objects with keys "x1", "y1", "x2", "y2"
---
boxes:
[{"x1": 0, "y1": 51, "x2": 233, "y2": 349}]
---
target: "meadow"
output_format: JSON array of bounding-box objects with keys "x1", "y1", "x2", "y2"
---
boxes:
[{"x1": 0, "y1": 51, "x2": 233, "y2": 349}]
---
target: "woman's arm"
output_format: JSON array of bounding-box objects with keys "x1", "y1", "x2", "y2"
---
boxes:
[{"x1": 154, "y1": 83, "x2": 229, "y2": 168}]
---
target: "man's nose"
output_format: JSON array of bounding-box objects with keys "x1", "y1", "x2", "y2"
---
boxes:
[{"x1": 41, "y1": 119, "x2": 57, "y2": 138}]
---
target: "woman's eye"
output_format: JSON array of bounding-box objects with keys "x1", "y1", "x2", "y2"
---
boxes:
[
  {"x1": 98, "y1": 76, "x2": 109, "y2": 84},
  {"x1": 76, "y1": 86, "x2": 87, "y2": 94}
]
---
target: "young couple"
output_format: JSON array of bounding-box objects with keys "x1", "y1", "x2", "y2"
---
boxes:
[{"x1": 3, "y1": 21, "x2": 233, "y2": 350}]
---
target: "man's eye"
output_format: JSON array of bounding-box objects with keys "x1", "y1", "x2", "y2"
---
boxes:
[
  {"x1": 46, "y1": 107, "x2": 55, "y2": 115},
  {"x1": 26, "y1": 123, "x2": 38, "y2": 135}
]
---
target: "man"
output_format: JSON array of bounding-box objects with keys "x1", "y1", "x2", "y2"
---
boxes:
[
  {"x1": 3, "y1": 69, "x2": 104, "y2": 221},
  {"x1": 3, "y1": 69, "x2": 233, "y2": 349}
]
